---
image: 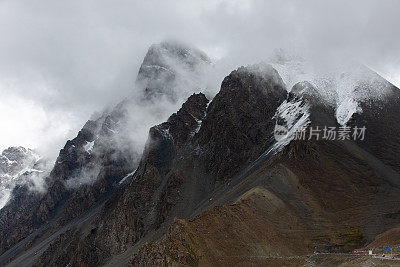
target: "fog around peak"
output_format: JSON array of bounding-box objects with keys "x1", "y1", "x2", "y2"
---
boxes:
[{"x1": 0, "y1": 0, "x2": 399, "y2": 159}]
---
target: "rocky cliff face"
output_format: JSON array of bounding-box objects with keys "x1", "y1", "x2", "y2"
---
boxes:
[
  {"x1": 31, "y1": 63, "x2": 295, "y2": 266},
  {"x1": 136, "y1": 41, "x2": 211, "y2": 101},
  {"x1": 3, "y1": 43, "x2": 400, "y2": 267},
  {"x1": 30, "y1": 92, "x2": 209, "y2": 266},
  {"x1": 194, "y1": 63, "x2": 287, "y2": 183},
  {"x1": 127, "y1": 65, "x2": 400, "y2": 266},
  {"x1": 348, "y1": 71, "x2": 400, "y2": 173},
  {"x1": 0, "y1": 147, "x2": 49, "y2": 254},
  {"x1": 0, "y1": 109, "x2": 138, "y2": 257},
  {"x1": 0, "y1": 147, "x2": 45, "y2": 209},
  {"x1": 0, "y1": 41, "x2": 211, "y2": 263}
]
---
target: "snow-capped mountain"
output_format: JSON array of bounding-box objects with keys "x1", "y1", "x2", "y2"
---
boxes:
[
  {"x1": 0, "y1": 147, "x2": 46, "y2": 209},
  {"x1": 1, "y1": 42, "x2": 400, "y2": 266},
  {"x1": 136, "y1": 41, "x2": 211, "y2": 101},
  {"x1": 271, "y1": 55, "x2": 395, "y2": 126},
  {"x1": 0, "y1": 41, "x2": 213, "y2": 262}
]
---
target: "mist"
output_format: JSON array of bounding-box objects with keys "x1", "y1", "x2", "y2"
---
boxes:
[{"x1": 1, "y1": 0, "x2": 400, "y2": 160}]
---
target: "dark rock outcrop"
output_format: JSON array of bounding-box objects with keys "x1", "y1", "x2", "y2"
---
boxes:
[
  {"x1": 195, "y1": 63, "x2": 287, "y2": 182},
  {"x1": 4, "y1": 46, "x2": 400, "y2": 267},
  {"x1": 33, "y1": 93, "x2": 209, "y2": 266},
  {"x1": 33, "y1": 64, "x2": 288, "y2": 265},
  {"x1": 0, "y1": 41, "x2": 211, "y2": 262}
]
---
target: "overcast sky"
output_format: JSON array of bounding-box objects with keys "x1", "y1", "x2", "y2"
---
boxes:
[{"x1": 0, "y1": 0, "x2": 399, "y2": 158}]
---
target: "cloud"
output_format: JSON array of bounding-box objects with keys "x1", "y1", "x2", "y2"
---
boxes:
[
  {"x1": 0, "y1": 0, "x2": 399, "y2": 158},
  {"x1": 0, "y1": 93, "x2": 79, "y2": 158}
]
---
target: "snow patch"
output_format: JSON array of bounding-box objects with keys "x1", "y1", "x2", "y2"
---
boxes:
[
  {"x1": 0, "y1": 148, "x2": 48, "y2": 209},
  {"x1": 118, "y1": 170, "x2": 136, "y2": 185},
  {"x1": 156, "y1": 126, "x2": 173, "y2": 140},
  {"x1": 84, "y1": 141, "x2": 95, "y2": 154},
  {"x1": 189, "y1": 114, "x2": 203, "y2": 137},
  {"x1": 272, "y1": 98, "x2": 311, "y2": 152},
  {"x1": 194, "y1": 118, "x2": 202, "y2": 134},
  {"x1": 336, "y1": 98, "x2": 362, "y2": 125},
  {"x1": 270, "y1": 55, "x2": 392, "y2": 126},
  {"x1": 0, "y1": 189, "x2": 11, "y2": 210}
]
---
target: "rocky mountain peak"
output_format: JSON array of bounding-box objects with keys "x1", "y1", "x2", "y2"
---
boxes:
[
  {"x1": 195, "y1": 64, "x2": 287, "y2": 182},
  {"x1": 0, "y1": 146, "x2": 44, "y2": 209},
  {"x1": 140, "y1": 92, "x2": 209, "y2": 171},
  {"x1": 287, "y1": 81, "x2": 326, "y2": 107},
  {"x1": 290, "y1": 81, "x2": 315, "y2": 96},
  {"x1": 230, "y1": 63, "x2": 286, "y2": 95},
  {"x1": 204, "y1": 63, "x2": 287, "y2": 120},
  {"x1": 176, "y1": 92, "x2": 208, "y2": 119},
  {"x1": 140, "y1": 41, "x2": 210, "y2": 70},
  {"x1": 0, "y1": 146, "x2": 42, "y2": 177},
  {"x1": 136, "y1": 41, "x2": 211, "y2": 101},
  {"x1": 5, "y1": 40, "x2": 400, "y2": 266}
]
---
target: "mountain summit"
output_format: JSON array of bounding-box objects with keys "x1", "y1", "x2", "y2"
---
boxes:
[
  {"x1": 2, "y1": 44, "x2": 400, "y2": 266},
  {"x1": 136, "y1": 41, "x2": 211, "y2": 101},
  {"x1": 0, "y1": 147, "x2": 45, "y2": 209}
]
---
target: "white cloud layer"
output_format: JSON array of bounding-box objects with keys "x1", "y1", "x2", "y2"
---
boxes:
[{"x1": 0, "y1": 0, "x2": 399, "y2": 158}]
